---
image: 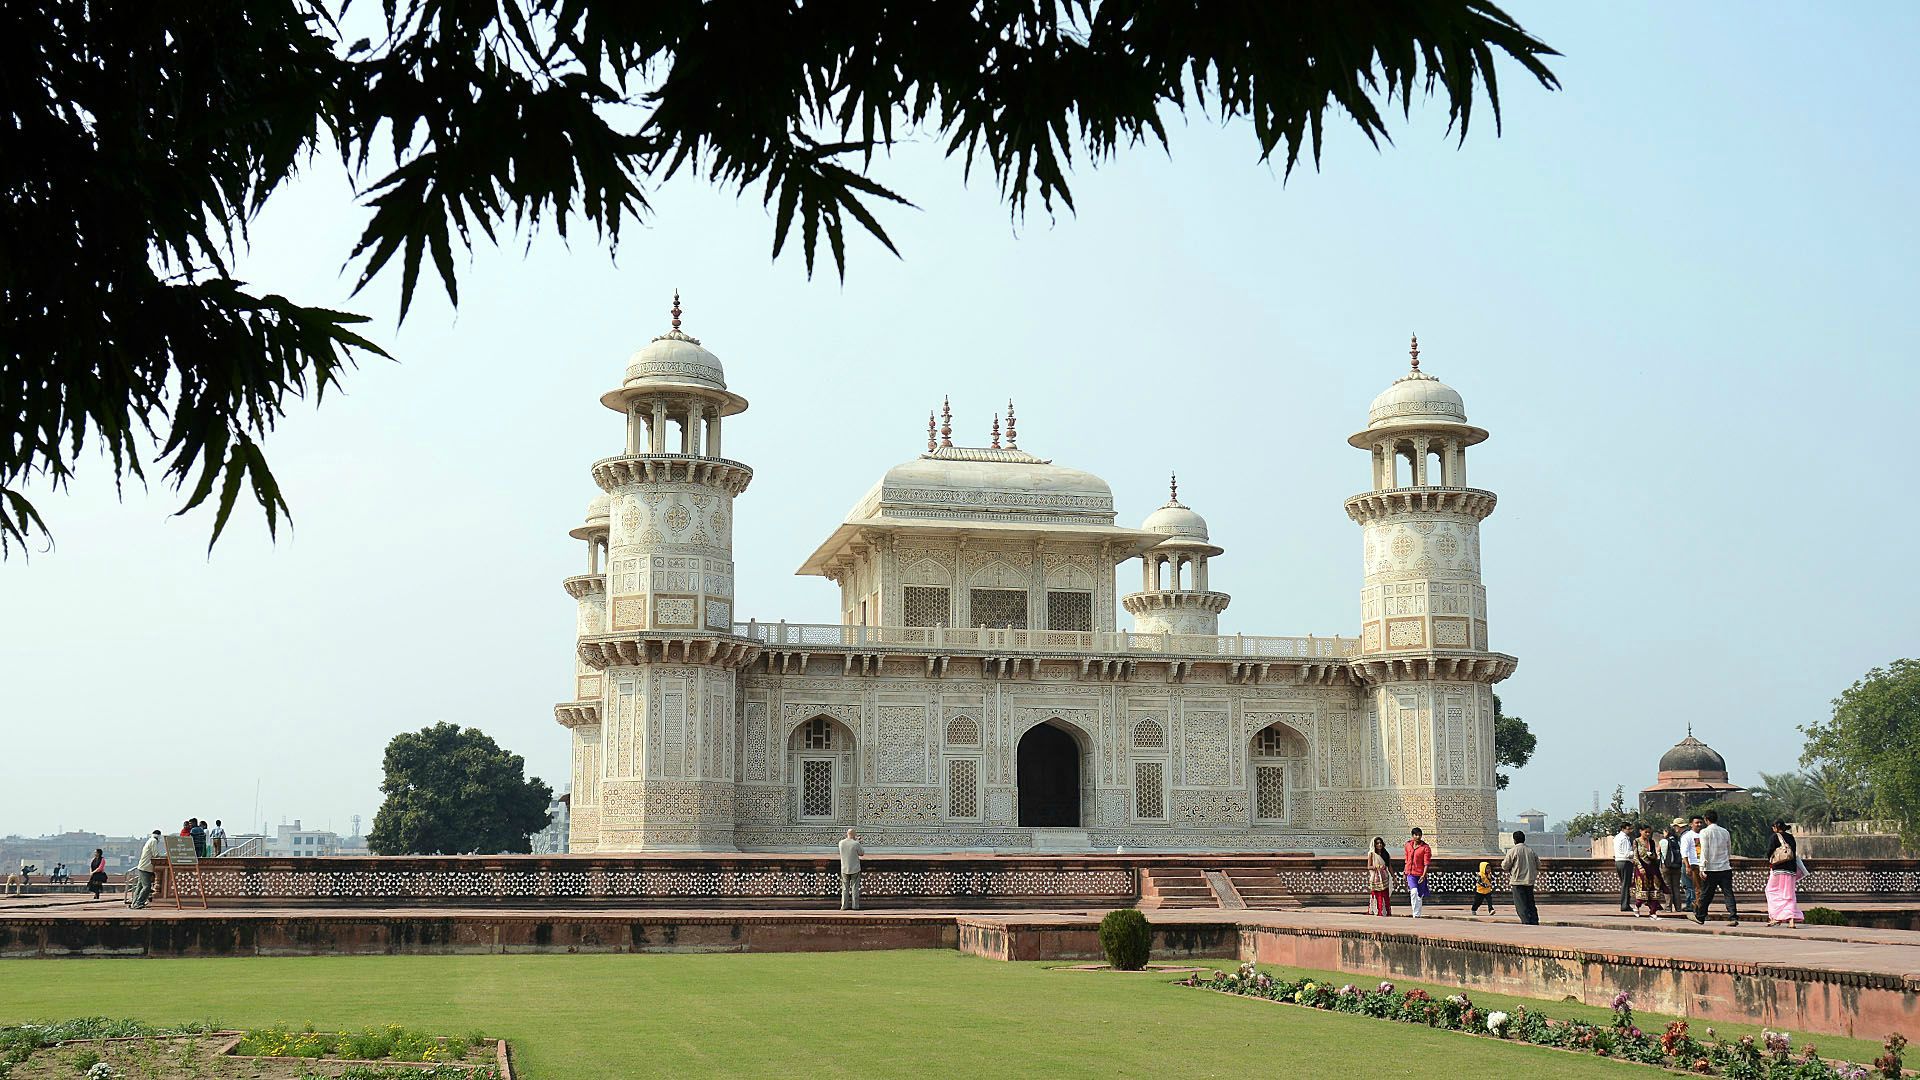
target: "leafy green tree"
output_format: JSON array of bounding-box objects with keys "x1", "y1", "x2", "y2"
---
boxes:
[
  {"x1": 1693, "y1": 798, "x2": 1778, "y2": 860},
  {"x1": 1802, "y1": 659, "x2": 1920, "y2": 845},
  {"x1": 368, "y1": 722, "x2": 553, "y2": 855},
  {"x1": 1491, "y1": 693, "x2": 1535, "y2": 791},
  {"x1": 3, "y1": 1, "x2": 1560, "y2": 554},
  {"x1": 1560, "y1": 786, "x2": 1630, "y2": 843}
]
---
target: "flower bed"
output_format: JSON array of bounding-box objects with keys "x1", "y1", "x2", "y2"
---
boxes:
[
  {"x1": 0, "y1": 1019, "x2": 509, "y2": 1079},
  {"x1": 1181, "y1": 964, "x2": 1910, "y2": 1079}
]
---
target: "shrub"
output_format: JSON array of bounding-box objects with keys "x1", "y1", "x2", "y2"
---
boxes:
[
  {"x1": 1097, "y1": 908, "x2": 1151, "y2": 971},
  {"x1": 1804, "y1": 907, "x2": 1848, "y2": 926}
]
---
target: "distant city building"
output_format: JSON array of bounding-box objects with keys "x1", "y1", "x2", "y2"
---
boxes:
[
  {"x1": 267, "y1": 820, "x2": 344, "y2": 857},
  {"x1": 530, "y1": 793, "x2": 571, "y2": 855},
  {"x1": 1497, "y1": 808, "x2": 1583, "y2": 858},
  {"x1": 1639, "y1": 730, "x2": 1746, "y2": 823}
]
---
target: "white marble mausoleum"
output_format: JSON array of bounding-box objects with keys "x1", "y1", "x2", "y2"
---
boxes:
[{"x1": 556, "y1": 298, "x2": 1516, "y2": 853}]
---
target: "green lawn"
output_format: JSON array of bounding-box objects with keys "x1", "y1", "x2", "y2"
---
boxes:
[{"x1": 0, "y1": 951, "x2": 1722, "y2": 1078}]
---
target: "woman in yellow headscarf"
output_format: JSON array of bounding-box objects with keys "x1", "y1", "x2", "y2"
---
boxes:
[{"x1": 1470, "y1": 860, "x2": 1496, "y2": 915}]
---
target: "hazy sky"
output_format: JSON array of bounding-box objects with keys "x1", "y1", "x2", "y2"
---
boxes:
[{"x1": 5, "y1": 4, "x2": 1917, "y2": 839}]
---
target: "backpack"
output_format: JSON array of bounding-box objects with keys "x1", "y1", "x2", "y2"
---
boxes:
[{"x1": 1661, "y1": 837, "x2": 1681, "y2": 867}]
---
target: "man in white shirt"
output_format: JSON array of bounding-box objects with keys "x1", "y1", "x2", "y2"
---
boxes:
[
  {"x1": 209, "y1": 820, "x2": 227, "y2": 856},
  {"x1": 837, "y1": 828, "x2": 865, "y2": 911},
  {"x1": 1678, "y1": 816, "x2": 1704, "y2": 911},
  {"x1": 1691, "y1": 809, "x2": 1740, "y2": 926},
  {"x1": 1611, "y1": 824, "x2": 1635, "y2": 911},
  {"x1": 130, "y1": 830, "x2": 162, "y2": 909}
]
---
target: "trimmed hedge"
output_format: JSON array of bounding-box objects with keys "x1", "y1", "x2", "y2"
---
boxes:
[{"x1": 1097, "y1": 908, "x2": 1151, "y2": 970}]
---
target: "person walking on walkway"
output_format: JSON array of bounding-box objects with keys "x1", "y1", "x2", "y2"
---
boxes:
[
  {"x1": 1470, "y1": 860, "x2": 1497, "y2": 915},
  {"x1": 1680, "y1": 815, "x2": 1705, "y2": 911},
  {"x1": 1611, "y1": 822, "x2": 1635, "y2": 911},
  {"x1": 1692, "y1": 809, "x2": 1740, "y2": 926},
  {"x1": 837, "y1": 828, "x2": 864, "y2": 911},
  {"x1": 1403, "y1": 828, "x2": 1432, "y2": 917},
  {"x1": 190, "y1": 819, "x2": 208, "y2": 859},
  {"x1": 210, "y1": 820, "x2": 227, "y2": 856},
  {"x1": 1659, "y1": 823, "x2": 1684, "y2": 911},
  {"x1": 1365, "y1": 836, "x2": 1394, "y2": 916},
  {"x1": 1631, "y1": 824, "x2": 1665, "y2": 918},
  {"x1": 1765, "y1": 820, "x2": 1804, "y2": 928},
  {"x1": 130, "y1": 831, "x2": 162, "y2": 909},
  {"x1": 86, "y1": 849, "x2": 107, "y2": 901},
  {"x1": 1502, "y1": 831, "x2": 1540, "y2": 925}
]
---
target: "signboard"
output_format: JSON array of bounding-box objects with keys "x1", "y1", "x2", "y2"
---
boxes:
[
  {"x1": 158, "y1": 834, "x2": 207, "y2": 908},
  {"x1": 161, "y1": 835, "x2": 198, "y2": 865}
]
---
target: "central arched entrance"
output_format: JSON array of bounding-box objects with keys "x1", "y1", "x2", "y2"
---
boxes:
[{"x1": 1017, "y1": 722, "x2": 1081, "y2": 827}]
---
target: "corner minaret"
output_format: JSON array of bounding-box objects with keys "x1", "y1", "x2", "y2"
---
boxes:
[
  {"x1": 563, "y1": 293, "x2": 758, "y2": 851},
  {"x1": 1345, "y1": 335, "x2": 1515, "y2": 852},
  {"x1": 554, "y1": 495, "x2": 611, "y2": 848},
  {"x1": 1122, "y1": 475, "x2": 1230, "y2": 636}
]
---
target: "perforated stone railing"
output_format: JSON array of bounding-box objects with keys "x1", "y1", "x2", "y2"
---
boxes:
[
  {"x1": 733, "y1": 621, "x2": 1362, "y2": 659},
  {"x1": 161, "y1": 855, "x2": 1920, "y2": 907}
]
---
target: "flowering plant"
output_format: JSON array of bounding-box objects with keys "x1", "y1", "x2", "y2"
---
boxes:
[{"x1": 1180, "y1": 973, "x2": 1897, "y2": 1080}]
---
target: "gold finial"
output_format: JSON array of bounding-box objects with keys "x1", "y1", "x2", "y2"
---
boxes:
[
  {"x1": 927, "y1": 411, "x2": 937, "y2": 452},
  {"x1": 1409, "y1": 332, "x2": 1420, "y2": 371},
  {"x1": 671, "y1": 290, "x2": 683, "y2": 332},
  {"x1": 1005, "y1": 399, "x2": 1018, "y2": 448},
  {"x1": 939, "y1": 396, "x2": 952, "y2": 448},
  {"x1": 991, "y1": 413, "x2": 1002, "y2": 449}
]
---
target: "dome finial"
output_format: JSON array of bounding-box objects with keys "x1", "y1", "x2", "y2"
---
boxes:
[
  {"x1": 939, "y1": 396, "x2": 952, "y2": 448},
  {"x1": 990, "y1": 413, "x2": 1002, "y2": 449},
  {"x1": 927, "y1": 410, "x2": 937, "y2": 452},
  {"x1": 671, "y1": 289, "x2": 683, "y2": 333},
  {"x1": 1005, "y1": 399, "x2": 1018, "y2": 448},
  {"x1": 1169, "y1": 472, "x2": 1179, "y2": 504},
  {"x1": 1409, "y1": 332, "x2": 1420, "y2": 372}
]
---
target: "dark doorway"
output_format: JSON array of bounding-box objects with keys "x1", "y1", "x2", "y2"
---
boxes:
[{"x1": 1017, "y1": 722, "x2": 1081, "y2": 827}]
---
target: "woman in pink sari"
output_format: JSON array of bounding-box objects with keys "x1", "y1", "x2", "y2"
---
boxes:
[{"x1": 1765, "y1": 821, "x2": 1804, "y2": 928}]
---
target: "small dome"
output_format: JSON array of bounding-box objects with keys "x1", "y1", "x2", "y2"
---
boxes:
[
  {"x1": 585, "y1": 494, "x2": 610, "y2": 525},
  {"x1": 1142, "y1": 501, "x2": 1209, "y2": 542},
  {"x1": 623, "y1": 330, "x2": 726, "y2": 391},
  {"x1": 1361, "y1": 334, "x2": 1474, "y2": 434},
  {"x1": 1367, "y1": 369, "x2": 1467, "y2": 430},
  {"x1": 1657, "y1": 735, "x2": 1728, "y2": 777}
]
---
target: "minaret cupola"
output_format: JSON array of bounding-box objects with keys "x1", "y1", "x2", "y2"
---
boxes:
[{"x1": 1122, "y1": 474, "x2": 1231, "y2": 636}]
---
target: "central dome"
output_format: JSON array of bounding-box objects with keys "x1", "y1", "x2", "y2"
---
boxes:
[{"x1": 874, "y1": 448, "x2": 1115, "y2": 521}]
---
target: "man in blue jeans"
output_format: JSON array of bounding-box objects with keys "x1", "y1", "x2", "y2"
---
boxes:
[{"x1": 1678, "y1": 815, "x2": 1704, "y2": 911}]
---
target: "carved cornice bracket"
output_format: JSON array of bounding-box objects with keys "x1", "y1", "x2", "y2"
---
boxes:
[{"x1": 1344, "y1": 487, "x2": 1496, "y2": 525}]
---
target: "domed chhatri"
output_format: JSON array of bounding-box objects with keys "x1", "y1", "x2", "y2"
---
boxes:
[
  {"x1": 1350, "y1": 333, "x2": 1487, "y2": 450},
  {"x1": 1141, "y1": 475, "x2": 1211, "y2": 544},
  {"x1": 600, "y1": 291, "x2": 749, "y2": 420},
  {"x1": 568, "y1": 493, "x2": 611, "y2": 543},
  {"x1": 625, "y1": 290, "x2": 726, "y2": 389},
  {"x1": 1123, "y1": 474, "x2": 1229, "y2": 635}
]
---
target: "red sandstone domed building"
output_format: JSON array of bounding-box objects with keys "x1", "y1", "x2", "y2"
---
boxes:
[{"x1": 1639, "y1": 729, "x2": 1747, "y2": 822}]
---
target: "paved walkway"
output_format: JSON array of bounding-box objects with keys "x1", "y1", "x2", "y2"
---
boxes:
[{"x1": 6, "y1": 894, "x2": 1916, "y2": 982}]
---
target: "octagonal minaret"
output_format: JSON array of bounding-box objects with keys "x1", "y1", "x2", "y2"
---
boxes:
[
  {"x1": 555, "y1": 495, "x2": 610, "y2": 848},
  {"x1": 1345, "y1": 335, "x2": 1515, "y2": 853},
  {"x1": 563, "y1": 292, "x2": 758, "y2": 851},
  {"x1": 1123, "y1": 475, "x2": 1230, "y2": 636}
]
